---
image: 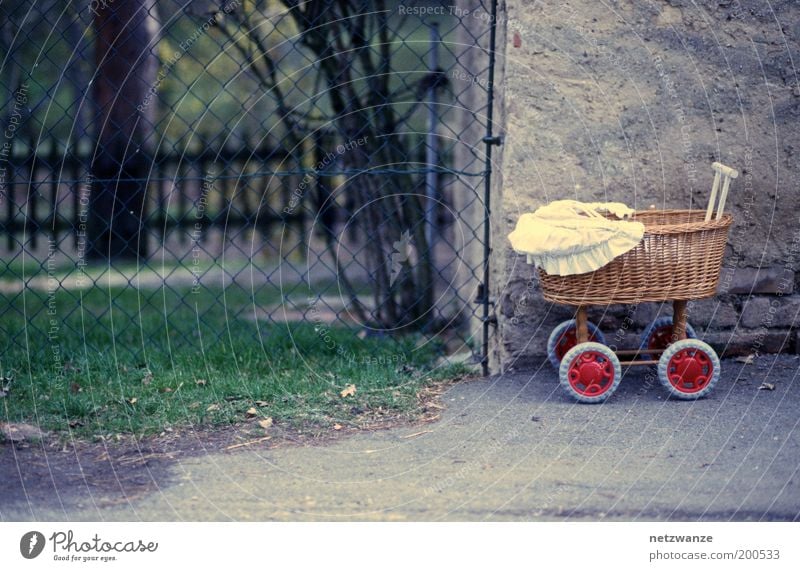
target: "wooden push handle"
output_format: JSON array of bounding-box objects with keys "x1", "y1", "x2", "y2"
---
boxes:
[
  {"x1": 706, "y1": 162, "x2": 739, "y2": 221},
  {"x1": 711, "y1": 162, "x2": 739, "y2": 179}
]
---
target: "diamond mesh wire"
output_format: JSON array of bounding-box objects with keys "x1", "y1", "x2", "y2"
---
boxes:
[{"x1": 0, "y1": 0, "x2": 497, "y2": 371}]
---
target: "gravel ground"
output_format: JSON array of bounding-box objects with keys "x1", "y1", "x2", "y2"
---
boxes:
[{"x1": 2, "y1": 355, "x2": 799, "y2": 521}]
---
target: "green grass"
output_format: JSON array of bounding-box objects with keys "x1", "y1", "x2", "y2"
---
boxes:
[{"x1": 1, "y1": 282, "x2": 469, "y2": 439}]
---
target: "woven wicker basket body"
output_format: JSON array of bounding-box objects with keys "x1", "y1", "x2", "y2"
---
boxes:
[{"x1": 537, "y1": 210, "x2": 733, "y2": 305}]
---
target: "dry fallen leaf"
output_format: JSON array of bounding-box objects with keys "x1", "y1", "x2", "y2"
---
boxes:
[
  {"x1": 159, "y1": 387, "x2": 173, "y2": 393},
  {"x1": 195, "y1": 379, "x2": 207, "y2": 387},
  {"x1": 225, "y1": 436, "x2": 271, "y2": 450},
  {"x1": 333, "y1": 423, "x2": 343, "y2": 430},
  {"x1": 258, "y1": 417, "x2": 273, "y2": 429},
  {"x1": 735, "y1": 354, "x2": 756, "y2": 365},
  {"x1": 63, "y1": 362, "x2": 81, "y2": 373},
  {"x1": 0, "y1": 376, "x2": 11, "y2": 399},
  {"x1": 399, "y1": 364, "x2": 418, "y2": 375},
  {"x1": 188, "y1": 401, "x2": 201, "y2": 410},
  {"x1": 70, "y1": 382, "x2": 82, "y2": 394},
  {"x1": 401, "y1": 430, "x2": 432, "y2": 440},
  {"x1": 128, "y1": 397, "x2": 137, "y2": 405},
  {"x1": 255, "y1": 400, "x2": 269, "y2": 407},
  {"x1": 245, "y1": 407, "x2": 258, "y2": 418},
  {"x1": 1, "y1": 422, "x2": 46, "y2": 442},
  {"x1": 340, "y1": 384, "x2": 357, "y2": 398},
  {"x1": 206, "y1": 403, "x2": 220, "y2": 412},
  {"x1": 758, "y1": 382, "x2": 775, "y2": 391}
]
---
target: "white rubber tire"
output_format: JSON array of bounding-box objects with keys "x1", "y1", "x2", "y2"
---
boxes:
[
  {"x1": 559, "y1": 342, "x2": 622, "y2": 404},
  {"x1": 547, "y1": 319, "x2": 606, "y2": 369},
  {"x1": 657, "y1": 338, "x2": 721, "y2": 400}
]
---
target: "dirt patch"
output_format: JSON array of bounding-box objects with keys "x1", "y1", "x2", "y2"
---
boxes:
[{"x1": 0, "y1": 376, "x2": 467, "y2": 517}]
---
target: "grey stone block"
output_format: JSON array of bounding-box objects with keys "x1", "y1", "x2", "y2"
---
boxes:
[
  {"x1": 587, "y1": 303, "x2": 659, "y2": 331},
  {"x1": 686, "y1": 298, "x2": 739, "y2": 328},
  {"x1": 717, "y1": 267, "x2": 795, "y2": 295},
  {"x1": 740, "y1": 295, "x2": 800, "y2": 328}
]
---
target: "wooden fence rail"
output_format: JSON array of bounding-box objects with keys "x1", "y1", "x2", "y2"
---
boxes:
[{"x1": 0, "y1": 136, "x2": 311, "y2": 258}]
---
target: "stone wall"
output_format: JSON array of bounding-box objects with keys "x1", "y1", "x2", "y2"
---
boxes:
[{"x1": 490, "y1": 0, "x2": 800, "y2": 371}]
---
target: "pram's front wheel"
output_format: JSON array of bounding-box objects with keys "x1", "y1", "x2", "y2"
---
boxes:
[
  {"x1": 547, "y1": 319, "x2": 605, "y2": 369},
  {"x1": 657, "y1": 339, "x2": 720, "y2": 399},
  {"x1": 559, "y1": 342, "x2": 621, "y2": 403}
]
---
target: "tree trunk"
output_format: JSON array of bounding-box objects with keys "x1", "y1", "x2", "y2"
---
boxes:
[
  {"x1": 88, "y1": 0, "x2": 158, "y2": 260},
  {"x1": 64, "y1": 3, "x2": 94, "y2": 152}
]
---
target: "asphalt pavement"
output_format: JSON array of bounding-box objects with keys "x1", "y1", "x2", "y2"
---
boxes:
[{"x1": 3, "y1": 355, "x2": 799, "y2": 521}]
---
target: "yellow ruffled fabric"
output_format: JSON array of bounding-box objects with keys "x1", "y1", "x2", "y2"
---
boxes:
[{"x1": 508, "y1": 200, "x2": 644, "y2": 276}]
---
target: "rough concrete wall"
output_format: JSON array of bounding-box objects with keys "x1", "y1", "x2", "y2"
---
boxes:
[{"x1": 493, "y1": 0, "x2": 800, "y2": 371}]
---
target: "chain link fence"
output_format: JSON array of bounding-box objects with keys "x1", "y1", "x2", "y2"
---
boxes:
[{"x1": 0, "y1": 0, "x2": 498, "y2": 378}]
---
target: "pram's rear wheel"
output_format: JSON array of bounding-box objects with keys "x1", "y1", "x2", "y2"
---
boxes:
[
  {"x1": 657, "y1": 339, "x2": 720, "y2": 399},
  {"x1": 559, "y1": 342, "x2": 621, "y2": 403},
  {"x1": 547, "y1": 319, "x2": 605, "y2": 369},
  {"x1": 639, "y1": 316, "x2": 697, "y2": 359}
]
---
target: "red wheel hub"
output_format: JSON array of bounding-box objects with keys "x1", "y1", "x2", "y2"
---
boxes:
[
  {"x1": 567, "y1": 350, "x2": 615, "y2": 396},
  {"x1": 556, "y1": 328, "x2": 598, "y2": 361},
  {"x1": 648, "y1": 325, "x2": 675, "y2": 351},
  {"x1": 666, "y1": 348, "x2": 713, "y2": 393}
]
